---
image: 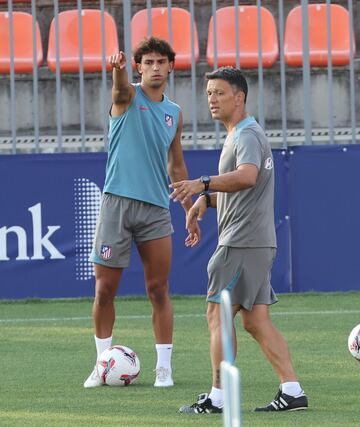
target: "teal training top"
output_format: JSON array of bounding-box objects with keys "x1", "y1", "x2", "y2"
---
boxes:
[{"x1": 103, "y1": 83, "x2": 181, "y2": 209}]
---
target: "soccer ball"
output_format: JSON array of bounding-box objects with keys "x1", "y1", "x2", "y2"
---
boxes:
[
  {"x1": 348, "y1": 324, "x2": 360, "y2": 361},
  {"x1": 97, "y1": 345, "x2": 140, "y2": 386}
]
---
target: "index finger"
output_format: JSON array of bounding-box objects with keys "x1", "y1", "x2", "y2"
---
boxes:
[{"x1": 169, "y1": 181, "x2": 183, "y2": 189}]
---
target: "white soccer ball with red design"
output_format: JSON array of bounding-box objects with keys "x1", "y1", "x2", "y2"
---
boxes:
[
  {"x1": 348, "y1": 324, "x2": 360, "y2": 361},
  {"x1": 97, "y1": 345, "x2": 140, "y2": 386}
]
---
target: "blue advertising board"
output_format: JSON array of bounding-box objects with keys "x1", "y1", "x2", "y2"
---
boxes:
[{"x1": 2, "y1": 145, "x2": 358, "y2": 299}]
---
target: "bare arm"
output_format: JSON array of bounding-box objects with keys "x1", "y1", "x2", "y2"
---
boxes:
[
  {"x1": 168, "y1": 112, "x2": 201, "y2": 246},
  {"x1": 109, "y1": 52, "x2": 135, "y2": 117},
  {"x1": 207, "y1": 164, "x2": 258, "y2": 192},
  {"x1": 167, "y1": 112, "x2": 193, "y2": 212},
  {"x1": 169, "y1": 164, "x2": 258, "y2": 204},
  {"x1": 207, "y1": 192, "x2": 218, "y2": 209}
]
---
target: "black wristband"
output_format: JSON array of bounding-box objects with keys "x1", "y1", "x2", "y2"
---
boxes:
[{"x1": 199, "y1": 191, "x2": 211, "y2": 208}]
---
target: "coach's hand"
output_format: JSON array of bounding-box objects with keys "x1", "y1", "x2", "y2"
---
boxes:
[
  {"x1": 109, "y1": 52, "x2": 127, "y2": 70},
  {"x1": 169, "y1": 179, "x2": 203, "y2": 205},
  {"x1": 185, "y1": 216, "x2": 201, "y2": 248},
  {"x1": 185, "y1": 196, "x2": 207, "y2": 247}
]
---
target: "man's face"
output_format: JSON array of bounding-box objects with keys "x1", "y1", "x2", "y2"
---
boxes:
[
  {"x1": 137, "y1": 52, "x2": 173, "y2": 89},
  {"x1": 206, "y1": 79, "x2": 244, "y2": 122}
]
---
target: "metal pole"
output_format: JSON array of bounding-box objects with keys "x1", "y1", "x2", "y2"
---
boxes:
[
  {"x1": 189, "y1": 0, "x2": 198, "y2": 149},
  {"x1": 53, "y1": 0, "x2": 63, "y2": 152},
  {"x1": 8, "y1": 0, "x2": 17, "y2": 153},
  {"x1": 31, "y1": 0, "x2": 40, "y2": 153},
  {"x1": 77, "y1": 0, "x2": 86, "y2": 152},
  {"x1": 146, "y1": 0, "x2": 152, "y2": 36},
  {"x1": 301, "y1": 0, "x2": 312, "y2": 145},
  {"x1": 99, "y1": 0, "x2": 108, "y2": 150},
  {"x1": 278, "y1": 0, "x2": 287, "y2": 148},
  {"x1": 256, "y1": 0, "x2": 265, "y2": 129},
  {"x1": 211, "y1": 0, "x2": 220, "y2": 148},
  {"x1": 167, "y1": 0, "x2": 175, "y2": 100},
  {"x1": 234, "y1": 0, "x2": 240, "y2": 69},
  {"x1": 347, "y1": 0, "x2": 356, "y2": 144},
  {"x1": 326, "y1": 1, "x2": 334, "y2": 144},
  {"x1": 123, "y1": 0, "x2": 132, "y2": 81}
]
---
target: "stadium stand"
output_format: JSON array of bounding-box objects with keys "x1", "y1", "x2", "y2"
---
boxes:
[
  {"x1": 0, "y1": 1, "x2": 359, "y2": 143},
  {"x1": 131, "y1": 7, "x2": 199, "y2": 69},
  {"x1": 206, "y1": 5, "x2": 279, "y2": 68},
  {"x1": 0, "y1": 11, "x2": 42, "y2": 73},
  {"x1": 47, "y1": 9, "x2": 119, "y2": 73},
  {"x1": 284, "y1": 3, "x2": 356, "y2": 67}
]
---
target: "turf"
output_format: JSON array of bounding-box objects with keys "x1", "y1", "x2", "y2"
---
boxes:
[{"x1": 0, "y1": 292, "x2": 359, "y2": 427}]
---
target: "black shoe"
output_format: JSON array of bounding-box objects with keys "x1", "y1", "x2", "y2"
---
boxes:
[
  {"x1": 255, "y1": 389, "x2": 308, "y2": 412},
  {"x1": 179, "y1": 393, "x2": 223, "y2": 414}
]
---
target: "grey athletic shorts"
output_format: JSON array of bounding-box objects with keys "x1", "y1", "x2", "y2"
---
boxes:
[
  {"x1": 207, "y1": 246, "x2": 278, "y2": 310},
  {"x1": 90, "y1": 193, "x2": 173, "y2": 268}
]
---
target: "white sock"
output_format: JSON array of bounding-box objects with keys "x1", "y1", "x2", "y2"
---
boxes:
[
  {"x1": 209, "y1": 386, "x2": 223, "y2": 408},
  {"x1": 281, "y1": 381, "x2": 303, "y2": 397},
  {"x1": 95, "y1": 335, "x2": 112, "y2": 358},
  {"x1": 155, "y1": 343, "x2": 173, "y2": 370}
]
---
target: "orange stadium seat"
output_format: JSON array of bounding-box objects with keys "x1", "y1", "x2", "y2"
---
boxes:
[
  {"x1": 206, "y1": 6, "x2": 279, "y2": 68},
  {"x1": 47, "y1": 9, "x2": 119, "y2": 73},
  {"x1": 131, "y1": 7, "x2": 199, "y2": 70},
  {"x1": 284, "y1": 4, "x2": 356, "y2": 67},
  {"x1": 0, "y1": 11, "x2": 43, "y2": 73}
]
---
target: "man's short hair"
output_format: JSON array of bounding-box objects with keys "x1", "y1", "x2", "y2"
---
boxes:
[
  {"x1": 133, "y1": 37, "x2": 176, "y2": 65},
  {"x1": 206, "y1": 67, "x2": 248, "y2": 103}
]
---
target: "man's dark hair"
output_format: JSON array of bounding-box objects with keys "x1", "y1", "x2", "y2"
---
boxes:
[
  {"x1": 206, "y1": 67, "x2": 248, "y2": 103},
  {"x1": 133, "y1": 37, "x2": 176, "y2": 65}
]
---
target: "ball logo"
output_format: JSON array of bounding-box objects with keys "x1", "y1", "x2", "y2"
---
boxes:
[
  {"x1": 265, "y1": 157, "x2": 274, "y2": 170},
  {"x1": 348, "y1": 324, "x2": 360, "y2": 361},
  {"x1": 350, "y1": 334, "x2": 360, "y2": 354}
]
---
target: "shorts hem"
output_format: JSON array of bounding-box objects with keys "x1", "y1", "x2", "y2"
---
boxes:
[
  {"x1": 206, "y1": 296, "x2": 221, "y2": 304},
  {"x1": 92, "y1": 259, "x2": 129, "y2": 269},
  {"x1": 135, "y1": 229, "x2": 174, "y2": 244}
]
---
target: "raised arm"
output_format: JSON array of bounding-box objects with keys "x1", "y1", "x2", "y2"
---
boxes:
[{"x1": 109, "y1": 52, "x2": 135, "y2": 117}]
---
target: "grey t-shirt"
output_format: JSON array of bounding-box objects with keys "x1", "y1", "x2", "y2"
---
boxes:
[{"x1": 217, "y1": 116, "x2": 277, "y2": 248}]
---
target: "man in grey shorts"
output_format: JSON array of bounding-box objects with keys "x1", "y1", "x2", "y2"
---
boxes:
[
  {"x1": 170, "y1": 67, "x2": 308, "y2": 413},
  {"x1": 84, "y1": 38, "x2": 200, "y2": 389}
]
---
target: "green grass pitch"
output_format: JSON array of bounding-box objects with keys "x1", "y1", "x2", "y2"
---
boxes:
[{"x1": 0, "y1": 292, "x2": 359, "y2": 427}]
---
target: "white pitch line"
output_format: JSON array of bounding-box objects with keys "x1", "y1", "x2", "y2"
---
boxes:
[{"x1": 0, "y1": 309, "x2": 359, "y2": 324}]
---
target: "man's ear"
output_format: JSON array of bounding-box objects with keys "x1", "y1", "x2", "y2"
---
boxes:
[
  {"x1": 168, "y1": 61, "x2": 174, "y2": 73},
  {"x1": 136, "y1": 63, "x2": 142, "y2": 75},
  {"x1": 236, "y1": 90, "x2": 245, "y2": 106}
]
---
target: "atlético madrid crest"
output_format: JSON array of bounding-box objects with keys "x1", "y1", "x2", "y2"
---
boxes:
[
  {"x1": 100, "y1": 245, "x2": 112, "y2": 260},
  {"x1": 165, "y1": 114, "x2": 173, "y2": 127}
]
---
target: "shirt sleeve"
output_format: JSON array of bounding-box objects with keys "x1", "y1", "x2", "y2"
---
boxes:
[{"x1": 232, "y1": 129, "x2": 262, "y2": 170}]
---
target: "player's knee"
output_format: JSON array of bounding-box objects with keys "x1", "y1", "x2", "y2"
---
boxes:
[
  {"x1": 95, "y1": 281, "x2": 116, "y2": 307},
  {"x1": 146, "y1": 279, "x2": 168, "y2": 303},
  {"x1": 242, "y1": 318, "x2": 260, "y2": 337}
]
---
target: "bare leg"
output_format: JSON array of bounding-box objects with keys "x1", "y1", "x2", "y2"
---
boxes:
[
  {"x1": 93, "y1": 264, "x2": 123, "y2": 338},
  {"x1": 137, "y1": 236, "x2": 173, "y2": 343},
  {"x1": 207, "y1": 302, "x2": 240, "y2": 388},
  {"x1": 240, "y1": 304, "x2": 297, "y2": 382}
]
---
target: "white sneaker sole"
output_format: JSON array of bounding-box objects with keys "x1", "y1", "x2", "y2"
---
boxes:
[
  {"x1": 154, "y1": 379, "x2": 174, "y2": 387},
  {"x1": 83, "y1": 368, "x2": 103, "y2": 388}
]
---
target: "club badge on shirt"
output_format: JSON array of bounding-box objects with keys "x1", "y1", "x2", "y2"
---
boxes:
[{"x1": 165, "y1": 114, "x2": 173, "y2": 127}]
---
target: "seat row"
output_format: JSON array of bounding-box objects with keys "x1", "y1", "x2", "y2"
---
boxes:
[{"x1": 0, "y1": 4, "x2": 356, "y2": 74}]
